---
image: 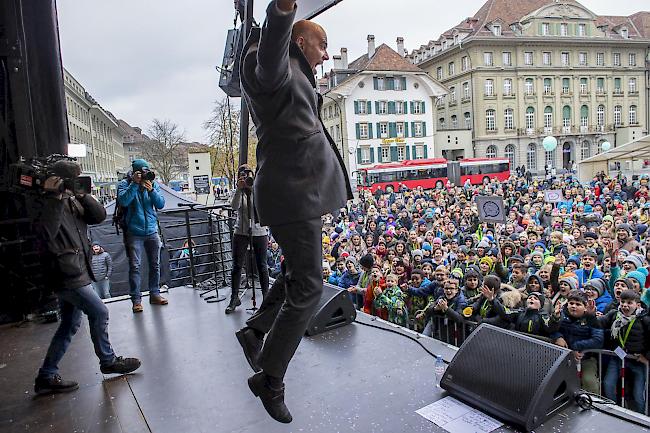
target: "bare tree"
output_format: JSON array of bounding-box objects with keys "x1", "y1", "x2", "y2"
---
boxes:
[
  {"x1": 143, "y1": 119, "x2": 188, "y2": 184},
  {"x1": 204, "y1": 97, "x2": 256, "y2": 187}
]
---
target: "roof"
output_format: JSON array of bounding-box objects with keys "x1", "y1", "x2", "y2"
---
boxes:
[
  {"x1": 365, "y1": 44, "x2": 422, "y2": 72},
  {"x1": 469, "y1": 0, "x2": 554, "y2": 36},
  {"x1": 629, "y1": 12, "x2": 650, "y2": 38},
  {"x1": 579, "y1": 135, "x2": 650, "y2": 166}
]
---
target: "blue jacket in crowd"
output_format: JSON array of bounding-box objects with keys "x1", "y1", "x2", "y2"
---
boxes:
[
  {"x1": 551, "y1": 309, "x2": 604, "y2": 351},
  {"x1": 117, "y1": 179, "x2": 165, "y2": 236}
]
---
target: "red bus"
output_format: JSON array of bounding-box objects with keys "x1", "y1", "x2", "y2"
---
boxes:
[{"x1": 357, "y1": 158, "x2": 510, "y2": 193}]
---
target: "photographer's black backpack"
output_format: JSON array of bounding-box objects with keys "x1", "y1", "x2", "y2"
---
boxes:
[{"x1": 112, "y1": 203, "x2": 127, "y2": 235}]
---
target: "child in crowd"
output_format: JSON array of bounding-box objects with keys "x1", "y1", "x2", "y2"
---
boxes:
[
  {"x1": 346, "y1": 254, "x2": 374, "y2": 310},
  {"x1": 417, "y1": 277, "x2": 468, "y2": 339},
  {"x1": 374, "y1": 273, "x2": 408, "y2": 326},
  {"x1": 487, "y1": 291, "x2": 562, "y2": 338}
]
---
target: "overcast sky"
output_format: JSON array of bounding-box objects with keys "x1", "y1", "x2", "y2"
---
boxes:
[{"x1": 57, "y1": 0, "x2": 649, "y2": 142}]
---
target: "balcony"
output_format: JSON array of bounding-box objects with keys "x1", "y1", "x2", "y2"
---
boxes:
[
  {"x1": 579, "y1": 90, "x2": 590, "y2": 97},
  {"x1": 484, "y1": 93, "x2": 497, "y2": 100},
  {"x1": 613, "y1": 89, "x2": 624, "y2": 97},
  {"x1": 630, "y1": 121, "x2": 640, "y2": 126},
  {"x1": 629, "y1": 90, "x2": 639, "y2": 96},
  {"x1": 461, "y1": 96, "x2": 471, "y2": 103},
  {"x1": 526, "y1": 128, "x2": 536, "y2": 136},
  {"x1": 595, "y1": 125, "x2": 605, "y2": 132},
  {"x1": 543, "y1": 127, "x2": 553, "y2": 135},
  {"x1": 561, "y1": 88, "x2": 571, "y2": 96},
  {"x1": 562, "y1": 126, "x2": 572, "y2": 134},
  {"x1": 503, "y1": 92, "x2": 516, "y2": 99},
  {"x1": 580, "y1": 125, "x2": 588, "y2": 133},
  {"x1": 524, "y1": 91, "x2": 536, "y2": 99},
  {"x1": 449, "y1": 99, "x2": 457, "y2": 107}
]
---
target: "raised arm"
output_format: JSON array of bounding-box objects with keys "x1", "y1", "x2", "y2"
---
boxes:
[{"x1": 255, "y1": 0, "x2": 296, "y2": 92}]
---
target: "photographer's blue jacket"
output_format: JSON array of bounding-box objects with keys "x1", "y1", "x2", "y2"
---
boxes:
[{"x1": 117, "y1": 180, "x2": 165, "y2": 236}]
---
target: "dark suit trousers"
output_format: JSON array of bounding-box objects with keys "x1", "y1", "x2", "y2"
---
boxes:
[{"x1": 245, "y1": 218, "x2": 323, "y2": 379}]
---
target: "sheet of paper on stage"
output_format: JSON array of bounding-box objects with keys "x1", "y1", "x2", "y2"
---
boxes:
[{"x1": 416, "y1": 396, "x2": 503, "y2": 433}]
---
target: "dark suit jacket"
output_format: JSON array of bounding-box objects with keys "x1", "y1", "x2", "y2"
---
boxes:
[{"x1": 240, "y1": 1, "x2": 353, "y2": 227}]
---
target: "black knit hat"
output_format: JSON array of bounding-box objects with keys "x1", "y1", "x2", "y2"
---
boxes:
[
  {"x1": 528, "y1": 291, "x2": 545, "y2": 306},
  {"x1": 359, "y1": 254, "x2": 374, "y2": 269},
  {"x1": 51, "y1": 160, "x2": 81, "y2": 178}
]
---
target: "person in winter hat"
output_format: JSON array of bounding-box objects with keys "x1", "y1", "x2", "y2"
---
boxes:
[
  {"x1": 626, "y1": 268, "x2": 648, "y2": 293},
  {"x1": 583, "y1": 278, "x2": 612, "y2": 314}
]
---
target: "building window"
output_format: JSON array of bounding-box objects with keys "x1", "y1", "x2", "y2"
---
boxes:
[
  {"x1": 629, "y1": 78, "x2": 637, "y2": 93},
  {"x1": 492, "y1": 25, "x2": 501, "y2": 36},
  {"x1": 527, "y1": 143, "x2": 537, "y2": 171},
  {"x1": 505, "y1": 144, "x2": 515, "y2": 168},
  {"x1": 463, "y1": 82, "x2": 470, "y2": 99},
  {"x1": 579, "y1": 52, "x2": 587, "y2": 66},
  {"x1": 543, "y1": 52, "x2": 552, "y2": 65},
  {"x1": 614, "y1": 77, "x2": 622, "y2": 93},
  {"x1": 449, "y1": 87, "x2": 456, "y2": 103},
  {"x1": 542, "y1": 23, "x2": 550, "y2": 35},
  {"x1": 451, "y1": 115, "x2": 458, "y2": 128},
  {"x1": 461, "y1": 56, "x2": 469, "y2": 71},
  {"x1": 448, "y1": 62, "x2": 455, "y2": 75},
  {"x1": 596, "y1": 78, "x2": 605, "y2": 93},
  {"x1": 464, "y1": 112, "x2": 471, "y2": 129},
  {"x1": 504, "y1": 108, "x2": 514, "y2": 130},
  {"x1": 580, "y1": 105, "x2": 589, "y2": 127},
  {"x1": 484, "y1": 52, "x2": 493, "y2": 66},
  {"x1": 580, "y1": 78, "x2": 589, "y2": 93},
  {"x1": 502, "y1": 51, "x2": 511, "y2": 66},
  {"x1": 613, "y1": 53, "x2": 621, "y2": 66},
  {"x1": 379, "y1": 122, "x2": 388, "y2": 138},
  {"x1": 561, "y1": 52, "x2": 570, "y2": 66},
  {"x1": 578, "y1": 24, "x2": 586, "y2": 36},
  {"x1": 597, "y1": 105, "x2": 605, "y2": 127},
  {"x1": 486, "y1": 109, "x2": 496, "y2": 131},
  {"x1": 486, "y1": 145, "x2": 497, "y2": 159},
  {"x1": 378, "y1": 101, "x2": 388, "y2": 114},
  {"x1": 503, "y1": 78, "x2": 513, "y2": 96},
  {"x1": 544, "y1": 106, "x2": 553, "y2": 128},
  {"x1": 436, "y1": 67, "x2": 443, "y2": 80},
  {"x1": 525, "y1": 78, "x2": 534, "y2": 95},
  {"x1": 560, "y1": 23, "x2": 568, "y2": 36},
  {"x1": 394, "y1": 77, "x2": 403, "y2": 91},
  {"x1": 562, "y1": 77, "x2": 570, "y2": 94},
  {"x1": 358, "y1": 100, "x2": 367, "y2": 114},
  {"x1": 546, "y1": 149, "x2": 556, "y2": 168},
  {"x1": 629, "y1": 53, "x2": 636, "y2": 66},
  {"x1": 395, "y1": 101, "x2": 405, "y2": 115},
  {"x1": 543, "y1": 78, "x2": 552, "y2": 95},
  {"x1": 396, "y1": 122, "x2": 404, "y2": 137},
  {"x1": 381, "y1": 146, "x2": 390, "y2": 162},
  {"x1": 335, "y1": 125, "x2": 341, "y2": 142},
  {"x1": 360, "y1": 147, "x2": 371, "y2": 164},
  {"x1": 485, "y1": 79, "x2": 494, "y2": 96},
  {"x1": 524, "y1": 51, "x2": 533, "y2": 65},
  {"x1": 413, "y1": 101, "x2": 423, "y2": 114},
  {"x1": 562, "y1": 105, "x2": 571, "y2": 128},
  {"x1": 630, "y1": 105, "x2": 637, "y2": 124},
  {"x1": 581, "y1": 141, "x2": 591, "y2": 160},
  {"x1": 377, "y1": 77, "x2": 385, "y2": 90},
  {"x1": 415, "y1": 144, "x2": 424, "y2": 159},
  {"x1": 414, "y1": 122, "x2": 424, "y2": 137},
  {"x1": 614, "y1": 105, "x2": 622, "y2": 126},
  {"x1": 596, "y1": 53, "x2": 604, "y2": 66},
  {"x1": 621, "y1": 28, "x2": 629, "y2": 39},
  {"x1": 397, "y1": 146, "x2": 405, "y2": 161},
  {"x1": 439, "y1": 117, "x2": 446, "y2": 129},
  {"x1": 525, "y1": 107, "x2": 535, "y2": 131}
]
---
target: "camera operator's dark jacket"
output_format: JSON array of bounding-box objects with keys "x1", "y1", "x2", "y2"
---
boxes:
[
  {"x1": 36, "y1": 195, "x2": 106, "y2": 290},
  {"x1": 240, "y1": 2, "x2": 353, "y2": 226}
]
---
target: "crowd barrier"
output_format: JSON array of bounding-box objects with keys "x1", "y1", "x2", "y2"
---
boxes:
[{"x1": 422, "y1": 316, "x2": 649, "y2": 415}]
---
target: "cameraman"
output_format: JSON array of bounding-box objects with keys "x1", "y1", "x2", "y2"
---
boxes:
[
  {"x1": 117, "y1": 159, "x2": 166, "y2": 313},
  {"x1": 34, "y1": 160, "x2": 140, "y2": 395},
  {"x1": 226, "y1": 164, "x2": 270, "y2": 314}
]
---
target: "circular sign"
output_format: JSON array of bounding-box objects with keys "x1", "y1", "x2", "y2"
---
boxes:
[
  {"x1": 482, "y1": 201, "x2": 501, "y2": 218},
  {"x1": 546, "y1": 191, "x2": 561, "y2": 201}
]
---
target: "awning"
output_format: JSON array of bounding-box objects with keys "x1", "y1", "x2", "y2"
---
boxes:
[{"x1": 578, "y1": 134, "x2": 650, "y2": 182}]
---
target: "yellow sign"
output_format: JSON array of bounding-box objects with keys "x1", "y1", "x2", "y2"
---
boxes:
[{"x1": 381, "y1": 138, "x2": 406, "y2": 145}]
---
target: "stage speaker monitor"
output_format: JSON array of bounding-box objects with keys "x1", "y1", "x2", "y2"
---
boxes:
[
  {"x1": 305, "y1": 282, "x2": 356, "y2": 336},
  {"x1": 440, "y1": 324, "x2": 579, "y2": 432}
]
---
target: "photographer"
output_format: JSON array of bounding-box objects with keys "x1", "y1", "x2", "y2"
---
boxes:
[
  {"x1": 34, "y1": 160, "x2": 140, "y2": 395},
  {"x1": 226, "y1": 164, "x2": 270, "y2": 314},
  {"x1": 117, "y1": 159, "x2": 166, "y2": 313}
]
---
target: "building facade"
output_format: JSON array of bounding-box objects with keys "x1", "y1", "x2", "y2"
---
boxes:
[
  {"x1": 321, "y1": 37, "x2": 447, "y2": 186},
  {"x1": 407, "y1": 0, "x2": 649, "y2": 174},
  {"x1": 63, "y1": 68, "x2": 126, "y2": 189}
]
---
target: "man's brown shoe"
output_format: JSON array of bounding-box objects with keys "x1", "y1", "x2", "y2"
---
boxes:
[
  {"x1": 132, "y1": 303, "x2": 144, "y2": 313},
  {"x1": 149, "y1": 295, "x2": 168, "y2": 305}
]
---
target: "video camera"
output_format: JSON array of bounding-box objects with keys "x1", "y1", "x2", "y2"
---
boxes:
[{"x1": 9, "y1": 154, "x2": 92, "y2": 195}]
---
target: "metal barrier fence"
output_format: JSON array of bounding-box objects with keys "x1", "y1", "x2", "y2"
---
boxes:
[
  {"x1": 163, "y1": 204, "x2": 235, "y2": 297},
  {"x1": 423, "y1": 315, "x2": 649, "y2": 415}
]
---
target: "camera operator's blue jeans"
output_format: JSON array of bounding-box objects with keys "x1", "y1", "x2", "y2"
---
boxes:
[
  {"x1": 125, "y1": 233, "x2": 161, "y2": 303},
  {"x1": 603, "y1": 357, "x2": 647, "y2": 413},
  {"x1": 38, "y1": 284, "x2": 116, "y2": 379}
]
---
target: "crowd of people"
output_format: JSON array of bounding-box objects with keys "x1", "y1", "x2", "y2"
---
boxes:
[{"x1": 264, "y1": 171, "x2": 650, "y2": 414}]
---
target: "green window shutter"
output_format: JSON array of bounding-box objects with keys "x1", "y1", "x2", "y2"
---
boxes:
[
  {"x1": 390, "y1": 146, "x2": 398, "y2": 162},
  {"x1": 370, "y1": 147, "x2": 375, "y2": 163},
  {"x1": 373, "y1": 77, "x2": 378, "y2": 90},
  {"x1": 355, "y1": 123, "x2": 361, "y2": 140},
  {"x1": 357, "y1": 148, "x2": 362, "y2": 164},
  {"x1": 375, "y1": 101, "x2": 380, "y2": 114},
  {"x1": 387, "y1": 78, "x2": 395, "y2": 90},
  {"x1": 614, "y1": 78, "x2": 621, "y2": 89},
  {"x1": 377, "y1": 147, "x2": 382, "y2": 162},
  {"x1": 563, "y1": 78, "x2": 569, "y2": 87},
  {"x1": 404, "y1": 122, "x2": 409, "y2": 138},
  {"x1": 401, "y1": 77, "x2": 407, "y2": 91},
  {"x1": 410, "y1": 101, "x2": 415, "y2": 113},
  {"x1": 367, "y1": 101, "x2": 372, "y2": 114},
  {"x1": 406, "y1": 145, "x2": 411, "y2": 160},
  {"x1": 424, "y1": 145, "x2": 428, "y2": 158},
  {"x1": 389, "y1": 122, "x2": 396, "y2": 138},
  {"x1": 377, "y1": 123, "x2": 381, "y2": 137},
  {"x1": 411, "y1": 122, "x2": 416, "y2": 137},
  {"x1": 403, "y1": 101, "x2": 408, "y2": 114},
  {"x1": 388, "y1": 101, "x2": 395, "y2": 114},
  {"x1": 423, "y1": 122, "x2": 427, "y2": 137},
  {"x1": 421, "y1": 101, "x2": 426, "y2": 113},
  {"x1": 368, "y1": 123, "x2": 374, "y2": 139},
  {"x1": 354, "y1": 101, "x2": 359, "y2": 114}
]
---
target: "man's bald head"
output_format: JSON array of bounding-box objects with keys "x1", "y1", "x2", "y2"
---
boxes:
[{"x1": 291, "y1": 20, "x2": 329, "y2": 73}]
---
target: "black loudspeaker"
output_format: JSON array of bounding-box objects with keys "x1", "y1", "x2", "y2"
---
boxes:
[
  {"x1": 305, "y1": 282, "x2": 356, "y2": 336},
  {"x1": 441, "y1": 324, "x2": 578, "y2": 432}
]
